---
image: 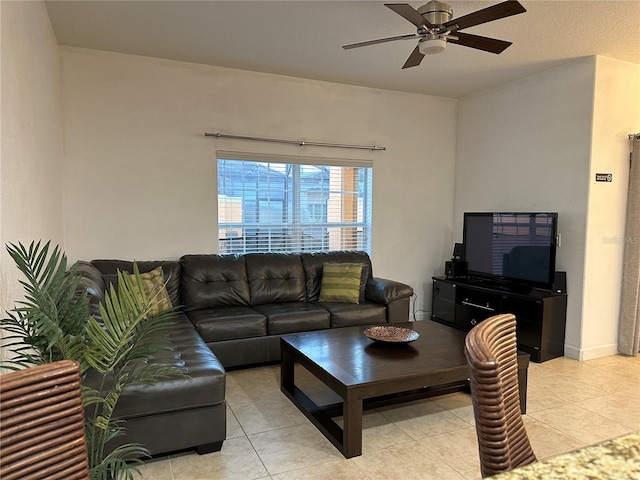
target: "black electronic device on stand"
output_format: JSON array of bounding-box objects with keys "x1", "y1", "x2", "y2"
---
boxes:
[{"x1": 445, "y1": 243, "x2": 467, "y2": 279}]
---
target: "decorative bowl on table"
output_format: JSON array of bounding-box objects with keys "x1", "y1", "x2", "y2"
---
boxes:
[{"x1": 364, "y1": 325, "x2": 419, "y2": 344}]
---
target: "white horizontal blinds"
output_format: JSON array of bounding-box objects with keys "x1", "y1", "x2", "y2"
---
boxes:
[
  {"x1": 217, "y1": 152, "x2": 372, "y2": 254},
  {"x1": 216, "y1": 150, "x2": 373, "y2": 168},
  {"x1": 491, "y1": 214, "x2": 554, "y2": 275}
]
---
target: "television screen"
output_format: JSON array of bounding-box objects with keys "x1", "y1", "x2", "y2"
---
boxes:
[{"x1": 463, "y1": 212, "x2": 558, "y2": 289}]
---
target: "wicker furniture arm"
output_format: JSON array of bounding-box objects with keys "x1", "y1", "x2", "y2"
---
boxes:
[
  {"x1": 0, "y1": 360, "x2": 89, "y2": 480},
  {"x1": 464, "y1": 313, "x2": 536, "y2": 478}
]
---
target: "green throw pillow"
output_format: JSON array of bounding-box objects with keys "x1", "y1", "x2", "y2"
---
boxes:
[
  {"x1": 129, "y1": 267, "x2": 173, "y2": 317},
  {"x1": 319, "y1": 263, "x2": 363, "y2": 304}
]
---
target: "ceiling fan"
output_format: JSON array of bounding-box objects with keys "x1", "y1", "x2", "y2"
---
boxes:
[{"x1": 342, "y1": 1, "x2": 526, "y2": 69}]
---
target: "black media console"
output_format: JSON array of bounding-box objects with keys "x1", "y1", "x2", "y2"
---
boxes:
[{"x1": 431, "y1": 276, "x2": 567, "y2": 362}]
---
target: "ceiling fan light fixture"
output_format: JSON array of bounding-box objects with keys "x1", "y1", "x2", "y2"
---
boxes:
[{"x1": 419, "y1": 37, "x2": 446, "y2": 55}]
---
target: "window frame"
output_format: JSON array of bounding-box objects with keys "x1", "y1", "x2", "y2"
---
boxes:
[{"x1": 216, "y1": 150, "x2": 373, "y2": 254}]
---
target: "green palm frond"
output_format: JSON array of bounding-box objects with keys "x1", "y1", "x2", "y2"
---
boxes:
[
  {"x1": 90, "y1": 444, "x2": 148, "y2": 480},
  {"x1": 1, "y1": 313, "x2": 47, "y2": 369},
  {"x1": 85, "y1": 419, "x2": 147, "y2": 480},
  {"x1": 3, "y1": 241, "x2": 90, "y2": 366},
  {"x1": 2, "y1": 241, "x2": 188, "y2": 480},
  {"x1": 82, "y1": 385, "x2": 107, "y2": 408},
  {"x1": 84, "y1": 269, "x2": 182, "y2": 376},
  {"x1": 122, "y1": 313, "x2": 180, "y2": 361},
  {"x1": 121, "y1": 360, "x2": 188, "y2": 388},
  {"x1": 83, "y1": 270, "x2": 150, "y2": 370},
  {"x1": 96, "y1": 384, "x2": 124, "y2": 429}
]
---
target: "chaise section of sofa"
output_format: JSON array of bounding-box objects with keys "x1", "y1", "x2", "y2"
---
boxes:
[
  {"x1": 102, "y1": 318, "x2": 227, "y2": 455},
  {"x1": 78, "y1": 260, "x2": 227, "y2": 457}
]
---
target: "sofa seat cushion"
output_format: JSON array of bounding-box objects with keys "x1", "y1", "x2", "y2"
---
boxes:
[
  {"x1": 94, "y1": 314, "x2": 226, "y2": 419},
  {"x1": 187, "y1": 307, "x2": 267, "y2": 342},
  {"x1": 320, "y1": 301, "x2": 386, "y2": 328},
  {"x1": 252, "y1": 303, "x2": 330, "y2": 335}
]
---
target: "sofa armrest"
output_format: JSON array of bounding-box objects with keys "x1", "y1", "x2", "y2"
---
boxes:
[
  {"x1": 365, "y1": 278, "x2": 413, "y2": 305},
  {"x1": 73, "y1": 261, "x2": 106, "y2": 321}
]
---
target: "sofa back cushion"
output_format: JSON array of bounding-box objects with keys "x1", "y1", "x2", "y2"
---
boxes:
[
  {"x1": 301, "y1": 251, "x2": 372, "y2": 302},
  {"x1": 91, "y1": 260, "x2": 181, "y2": 306},
  {"x1": 180, "y1": 254, "x2": 250, "y2": 311},
  {"x1": 245, "y1": 253, "x2": 306, "y2": 305}
]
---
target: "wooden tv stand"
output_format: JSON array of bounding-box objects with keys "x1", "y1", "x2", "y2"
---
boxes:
[{"x1": 431, "y1": 276, "x2": 567, "y2": 362}]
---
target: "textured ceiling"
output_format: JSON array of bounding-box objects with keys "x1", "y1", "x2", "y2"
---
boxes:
[{"x1": 45, "y1": 0, "x2": 640, "y2": 98}]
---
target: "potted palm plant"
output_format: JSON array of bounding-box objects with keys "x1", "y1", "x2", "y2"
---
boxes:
[{"x1": 1, "y1": 241, "x2": 185, "y2": 480}]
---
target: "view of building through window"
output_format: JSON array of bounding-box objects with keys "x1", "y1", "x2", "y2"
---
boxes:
[{"x1": 217, "y1": 157, "x2": 372, "y2": 254}]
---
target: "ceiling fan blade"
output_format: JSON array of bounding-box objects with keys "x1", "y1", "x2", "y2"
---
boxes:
[
  {"x1": 402, "y1": 45, "x2": 424, "y2": 69},
  {"x1": 443, "y1": 0, "x2": 525, "y2": 31},
  {"x1": 342, "y1": 33, "x2": 419, "y2": 50},
  {"x1": 447, "y1": 32, "x2": 512, "y2": 54},
  {"x1": 385, "y1": 3, "x2": 433, "y2": 29}
]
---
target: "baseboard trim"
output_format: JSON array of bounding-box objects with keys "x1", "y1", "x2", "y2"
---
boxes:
[
  {"x1": 413, "y1": 311, "x2": 431, "y2": 321},
  {"x1": 563, "y1": 344, "x2": 580, "y2": 360},
  {"x1": 565, "y1": 343, "x2": 619, "y2": 361},
  {"x1": 579, "y1": 343, "x2": 620, "y2": 361}
]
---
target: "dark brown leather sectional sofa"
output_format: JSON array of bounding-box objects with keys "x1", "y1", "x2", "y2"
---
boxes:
[{"x1": 77, "y1": 251, "x2": 413, "y2": 456}]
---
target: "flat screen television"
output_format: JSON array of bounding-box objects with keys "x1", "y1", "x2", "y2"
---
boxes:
[{"x1": 462, "y1": 212, "x2": 558, "y2": 291}]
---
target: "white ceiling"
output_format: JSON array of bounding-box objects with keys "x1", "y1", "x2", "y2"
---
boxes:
[{"x1": 45, "y1": 0, "x2": 640, "y2": 98}]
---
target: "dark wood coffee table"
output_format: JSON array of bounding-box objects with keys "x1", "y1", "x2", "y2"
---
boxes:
[{"x1": 280, "y1": 320, "x2": 529, "y2": 458}]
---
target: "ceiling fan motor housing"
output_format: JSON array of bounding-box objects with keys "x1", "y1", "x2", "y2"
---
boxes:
[{"x1": 417, "y1": 1, "x2": 453, "y2": 26}]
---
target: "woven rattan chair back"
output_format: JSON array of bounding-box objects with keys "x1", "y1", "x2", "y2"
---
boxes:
[
  {"x1": 0, "y1": 360, "x2": 90, "y2": 480},
  {"x1": 464, "y1": 313, "x2": 536, "y2": 478}
]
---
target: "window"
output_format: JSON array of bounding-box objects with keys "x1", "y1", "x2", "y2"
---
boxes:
[{"x1": 217, "y1": 151, "x2": 372, "y2": 254}]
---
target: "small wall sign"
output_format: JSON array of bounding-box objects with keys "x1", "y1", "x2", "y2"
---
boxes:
[{"x1": 595, "y1": 173, "x2": 613, "y2": 182}]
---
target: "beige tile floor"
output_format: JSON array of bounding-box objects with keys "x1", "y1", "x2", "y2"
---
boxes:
[{"x1": 136, "y1": 353, "x2": 640, "y2": 480}]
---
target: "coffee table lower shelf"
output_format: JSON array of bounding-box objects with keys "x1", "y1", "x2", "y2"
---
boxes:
[
  {"x1": 281, "y1": 372, "x2": 477, "y2": 458},
  {"x1": 279, "y1": 322, "x2": 529, "y2": 459}
]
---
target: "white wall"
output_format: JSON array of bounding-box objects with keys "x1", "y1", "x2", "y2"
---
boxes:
[
  {"x1": 60, "y1": 48, "x2": 458, "y2": 317},
  {"x1": 455, "y1": 56, "x2": 640, "y2": 360},
  {"x1": 582, "y1": 57, "x2": 640, "y2": 359},
  {"x1": 7, "y1": 5, "x2": 635, "y2": 358},
  {"x1": 0, "y1": 1, "x2": 65, "y2": 361},
  {"x1": 455, "y1": 57, "x2": 596, "y2": 358}
]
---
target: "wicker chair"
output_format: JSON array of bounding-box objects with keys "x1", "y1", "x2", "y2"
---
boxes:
[
  {"x1": 464, "y1": 313, "x2": 536, "y2": 478},
  {"x1": 0, "y1": 360, "x2": 90, "y2": 480}
]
